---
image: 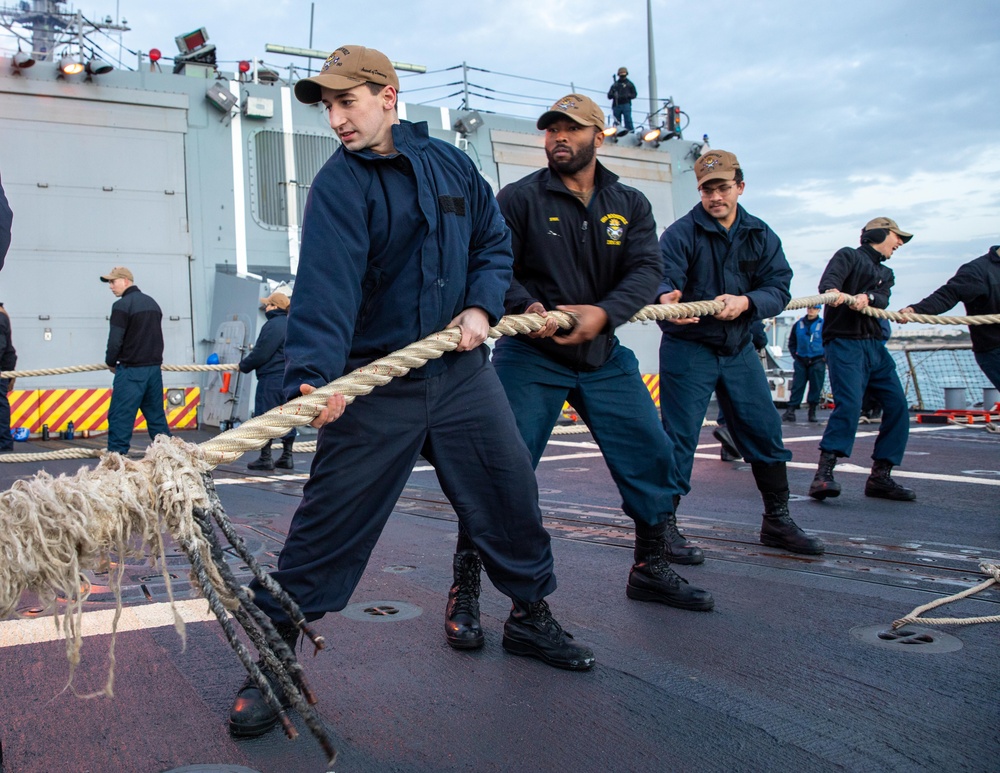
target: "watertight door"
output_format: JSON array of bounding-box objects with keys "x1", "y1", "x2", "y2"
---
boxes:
[{"x1": 201, "y1": 318, "x2": 249, "y2": 428}]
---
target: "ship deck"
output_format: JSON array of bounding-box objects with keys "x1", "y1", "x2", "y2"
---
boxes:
[{"x1": 1, "y1": 416, "x2": 997, "y2": 773}]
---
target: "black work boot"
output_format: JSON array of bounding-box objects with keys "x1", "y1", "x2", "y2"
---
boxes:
[
  {"x1": 712, "y1": 425, "x2": 741, "y2": 462},
  {"x1": 782, "y1": 406, "x2": 797, "y2": 423},
  {"x1": 807, "y1": 404, "x2": 818, "y2": 423},
  {"x1": 274, "y1": 437, "x2": 295, "y2": 470},
  {"x1": 247, "y1": 443, "x2": 274, "y2": 471},
  {"x1": 759, "y1": 490, "x2": 824, "y2": 555},
  {"x1": 808, "y1": 450, "x2": 841, "y2": 500},
  {"x1": 865, "y1": 459, "x2": 916, "y2": 501},
  {"x1": 229, "y1": 621, "x2": 300, "y2": 737},
  {"x1": 445, "y1": 550, "x2": 484, "y2": 650},
  {"x1": 652, "y1": 506, "x2": 704, "y2": 566},
  {"x1": 626, "y1": 524, "x2": 714, "y2": 610},
  {"x1": 502, "y1": 599, "x2": 595, "y2": 671}
]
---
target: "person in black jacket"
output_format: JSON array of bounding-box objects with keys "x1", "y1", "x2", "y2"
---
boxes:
[
  {"x1": 901, "y1": 245, "x2": 1000, "y2": 391},
  {"x1": 239, "y1": 292, "x2": 296, "y2": 471},
  {"x1": 444, "y1": 93, "x2": 712, "y2": 650},
  {"x1": 0, "y1": 303, "x2": 16, "y2": 452},
  {"x1": 101, "y1": 266, "x2": 172, "y2": 454},
  {"x1": 808, "y1": 218, "x2": 915, "y2": 502},
  {"x1": 607, "y1": 67, "x2": 637, "y2": 133},
  {"x1": 0, "y1": 170, "x2": 12, "y2": 270}
]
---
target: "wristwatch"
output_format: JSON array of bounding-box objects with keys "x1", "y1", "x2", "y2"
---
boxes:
[{"x1": 866, "y1": 293, "x2": 875, "y2": 303}]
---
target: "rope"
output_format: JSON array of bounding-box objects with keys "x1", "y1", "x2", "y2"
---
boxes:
[
  {"x1": 0, "y1": 363, "x2": 238, "y2": 379},
  {"x1": 892, "y1": 562, "x2": 1000, "y2": 628}
]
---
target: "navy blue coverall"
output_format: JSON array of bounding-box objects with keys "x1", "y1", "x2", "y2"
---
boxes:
[
  {"x1": 787, "y1": 314, "x2": 826, "y2": 408},
  {"x1": 817, "y1": 244, "x2": 909, "y2": 464},
  {"x1": 491, "y1": 160, "x2": 684, "y2": 525},
  {"x1": 238, "y1": 306, "x2": 295, "y2": 443},
  {"x1": 249, "y1": 121, "x2": 557, "y2": 623},
  {"x1": 658, "y1": 203, "x2": 792, "y2": 492}
]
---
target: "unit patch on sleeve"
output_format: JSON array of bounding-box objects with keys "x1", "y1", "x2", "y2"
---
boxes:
[{"x1": 600, "y1": 213, "x2": 629, "y2": 246}]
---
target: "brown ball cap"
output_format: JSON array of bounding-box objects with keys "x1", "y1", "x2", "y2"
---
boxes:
[
  {"x1": 695, "y1": 150, "x2": 741, "y2": 188},
  {"x1": 863, "y1": 217, "x2": 913, "y2": 243},
  {"x1": 537, "y1": 93, "x2": 606, "y2": 131},
  {"x1": 294, "y1": 45, "x2": 399, "y2": 105}
]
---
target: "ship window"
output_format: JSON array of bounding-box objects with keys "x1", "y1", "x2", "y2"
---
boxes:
[{"x1": 249, "y1": 130, "x2": 339, "y2": 229}]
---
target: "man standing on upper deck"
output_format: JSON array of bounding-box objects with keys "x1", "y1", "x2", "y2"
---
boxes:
[
  {"x1": 900, "y1": 245, "x2": 1000, "y2": 391},
  {"x1": 442, "y1": 93, "x2": 713, "y2": 652},
  {"x1": 228, "y1": 45, "x2": 594, "y2": 740},
  {"x1": 808, "y1": 218, "x2": 915, "y2": 502},
  {"x1": 101, "y1": 266, "x2": 172, "y2": 455},
  {"x1": 657, "y1": 150, "x2": 823, "y2": 556}
]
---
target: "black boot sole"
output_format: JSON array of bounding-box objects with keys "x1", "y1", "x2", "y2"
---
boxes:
[
  {"x1": 759, "y1": 535, "x2": 825, "y2": 555},
  {"x1": 229, "y1": 715, "x2": 280, "y2": 738},
  {"x1": 501, "y1": 636, "x2": 595, "y2": 670},
  {"x1": 625, "y1": 583, "x2": 714, "y2": 611},
  {"x1": 445, "y1": 631, "x2": 485, "y2": 650},
  {"x1": 664, "y1": 551, "x2": 705, "y2": 566},
  {"x1": 808, "y1": 486, "x2": 840, "y2": 500},
  {"x1": 864, "y1": 488, "x2": 916, "y2": 502}
]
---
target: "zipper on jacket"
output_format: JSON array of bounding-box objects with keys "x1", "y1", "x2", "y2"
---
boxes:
[{"x1": 581, "y1": 220, "x2": 588, "y2": 243}]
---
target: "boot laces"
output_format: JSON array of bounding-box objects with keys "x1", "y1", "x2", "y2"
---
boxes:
[
  {"x1": 452, "y1": 555, "x2": 481, "y2": 614},
  {"x1": 524, "y1": 600, "x2": 572, "y2": 641},
  {"x1": 646, "y1": 548, "x2": 684, "y2": 586}
]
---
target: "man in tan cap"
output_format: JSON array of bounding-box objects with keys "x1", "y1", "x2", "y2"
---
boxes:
[
  {"x1": 229, "y1": 45, "x2": 594, "y2": 740},
  {"x1": 809, "y1": 217, "x2": 915, "y2": 502},
  {"x1": 443, "y1": 93, "x2": 712, "y2": 653},
  {"x1": 657, "y1": 150, "x2": 824, "y2": 556},
  {"x1": 607, "y1": 66, "x2": 637, "y2": 133},
  {"x1": 100, "y1": 266, "x2": 171, "y2": 454},
  {"x1": 238, "y1": 292, "x2": 295, "y2": 471}
]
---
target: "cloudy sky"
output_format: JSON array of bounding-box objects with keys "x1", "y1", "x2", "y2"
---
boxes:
[{"x1": 6, "y1": 0, "x2": 998, "y2": 309}]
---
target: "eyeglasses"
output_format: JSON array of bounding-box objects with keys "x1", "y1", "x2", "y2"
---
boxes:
[{"x1": 699, "y1": 183, "x2": 737, "y2": 198}]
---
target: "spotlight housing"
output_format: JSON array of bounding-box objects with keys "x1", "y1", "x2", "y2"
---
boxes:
[
  {"x1": 58, "y1": 54, "x2": 85, "y2": 76},
  {"x1": 85, "y1": 57, "x2": 113, "y2": 76},
  {"x1": 12, "y1": 50, "x2": 35, "y2": 70}
]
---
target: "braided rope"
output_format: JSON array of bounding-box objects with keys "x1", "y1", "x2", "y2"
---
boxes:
[
  {"x1": 5, "y1": 295, "x2": 999, "y2": 465},
  {"x1": 0, "y1": 363, "x2": 239, "y2": 379},
  {"x1": 892, "y1": 562, "x2": 1000, "y2": 628}
]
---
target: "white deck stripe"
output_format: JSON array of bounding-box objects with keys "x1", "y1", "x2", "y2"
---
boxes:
[{"x1": 0, "y1": 598, "x2": 219, "y2": 648}]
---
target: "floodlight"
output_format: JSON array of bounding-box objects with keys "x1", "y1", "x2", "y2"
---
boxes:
[
  {"x1": 453, "y1": 111, "x2": 484, "y2": 135},
  {"x1": 58, "y1": 54, "x2": 85, "y2": 76},
  {"x1": 86, "y1": 57, "x2": 113, "y2": 76},
  {"x1": 601, "y1": 126, "x2": 617, "y2": 137},
  {"x1": 12, "y1": 50, "x2": 35, "y2": 70}
]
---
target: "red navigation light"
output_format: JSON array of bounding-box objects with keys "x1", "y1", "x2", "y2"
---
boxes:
[
  {"x1": 149, "y1": 48, "x2": 162, "y2": 62},
  {"x1": 238, "y1": 60, "x2": 251, "y2": 73}
]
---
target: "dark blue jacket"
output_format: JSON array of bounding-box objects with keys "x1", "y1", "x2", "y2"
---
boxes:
[
  {"x1": 496, "y1": 161, "x2": 661, "y2": 371},
  {"x1": 239, "y1": 308, "x2": 288, "y2": 379},
  {"x1": 909, "y1": 246, "x2": 1000, "y2": 353},
  {"x1": 789, "y1": 315, "x2": 825, "y2": 360},
  {"x1": 105, "y1": 286, "x2": 164, "y2": 367},
  {"x1": 658, "y1": 203, "x2": 792, "y2": 355},
  {"x1": 819, "y1": 244, "x2": 894, "y2": 343},
  {"x1": 284, "y1": 121, "x2": 512, "y2": 400}
]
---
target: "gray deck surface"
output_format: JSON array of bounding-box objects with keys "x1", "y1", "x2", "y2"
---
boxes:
[{"x1": 1, "y1": 417, "x2": 997, "y2": 773}]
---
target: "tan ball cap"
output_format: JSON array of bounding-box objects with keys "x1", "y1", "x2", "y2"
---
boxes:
[
  {"x1": 863, "y1": 217, "x2": 913, "y2": 243},
  {"x1": 294, "y1": 45, "x2": 399, "y2": 105},
  {"x1": 100, "y1": 266, "x2": 133, "y2": 282},
  {"x1": 695, "y1": 150, "x2": 741, "y2": 188},
  {"x1": 537, "y1": 93, "x2": 606, "y2": 130},
  {"x1": 260, "y1": 292, "x2": 290, "y2": 310}
]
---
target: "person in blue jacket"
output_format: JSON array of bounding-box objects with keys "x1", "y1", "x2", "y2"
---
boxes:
[
  {"x1": 238, "y1": 292, "x2": 295, "y2": 471},
  {"x1": 657, "y1": 150, "x2": 823, "y2": 556},
  {"x1": 228, "y1": 45, "x2": 594, "y2": 740},
  {"x1": 782, "y1": 305, "x2": 826, "y2": 423},
  {"x1": 0, "y1": 170, "x2": 12, "y2": 269}
]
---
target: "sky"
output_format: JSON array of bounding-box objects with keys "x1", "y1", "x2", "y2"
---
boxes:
[{"x1": 5, "y1": 0, "x2": 999, "y2": 311}]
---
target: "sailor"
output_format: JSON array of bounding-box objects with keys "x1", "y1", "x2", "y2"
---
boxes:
[
  {"x1": 900, "y1": 245, "x2": 1000, "y2": 391},
  {"x1": 228, "y1": 45, "x2": 594, "y2": 740},
  {"x1": 100, "y1": 266, "x2": 172, "y2": 455},
  {"x1": 782, "y1": 305, "x2": 826, "y2": 423},
  {"x1": 0, "y1": 170, "x2": 11, "y2": 269},
  {"x1": 808, "y1": 218, "x2": 915, "y2": 502},
  {"x1": 238, "y1": 292, "x2": 296, "y2": 471},
  {"x1": 443, "y1": 92, "x2": 713, "y2": 651},
  {"x1": 657, "y1": 150, "x2": 823, "y2": 555},
  {"x1": 0, "y1": 303, "x2": 16, "y2": 452},
  {"x1": 607, "y1": 67, "x2": 637, "y2": 133}
]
